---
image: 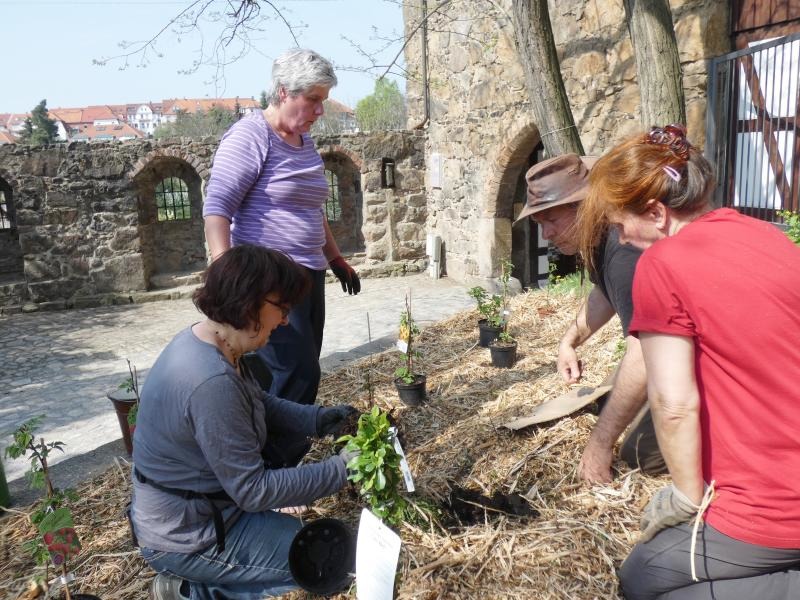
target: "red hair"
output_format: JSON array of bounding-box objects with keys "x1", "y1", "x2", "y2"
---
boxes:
[{"x1": 577, "y1": 125, "x2": 715, "y2": 271}]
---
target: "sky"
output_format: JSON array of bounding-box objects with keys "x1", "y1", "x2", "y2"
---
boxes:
[{"x1": 0, "y1": 0, "x2": 406, "y2": 114}]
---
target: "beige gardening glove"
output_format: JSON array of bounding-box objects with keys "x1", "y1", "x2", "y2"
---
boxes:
[{"x1": 640, "y1": 484, "x2": 700, "y2": 542}]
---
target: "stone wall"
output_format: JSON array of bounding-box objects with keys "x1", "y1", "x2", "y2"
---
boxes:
[
  {"x1": 318, "y1": 130, "x2": 427, "y2": 267},
  {"x1": 403, "y1": 0, "x2": 731, "y2": 283},
  {"x1": 0, "y1": 129, "x2": 426, "y2": 311}
]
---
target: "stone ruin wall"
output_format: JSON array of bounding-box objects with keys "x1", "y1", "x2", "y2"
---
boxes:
[
  {"x1": 0, "y1": 130, "x2": 426, "y2": 312},
  {"x1": 403, "y1": 0, "x2": 731, "y2": 283}
]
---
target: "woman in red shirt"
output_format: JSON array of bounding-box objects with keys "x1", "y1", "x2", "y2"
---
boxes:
[{"x1": 578, "y1": 124, "x2": 800, "y2": 599}]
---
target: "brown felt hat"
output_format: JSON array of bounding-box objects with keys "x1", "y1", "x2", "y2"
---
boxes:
[{"x1": 513, "y1": 154, "x2": 598, "y2": 225}]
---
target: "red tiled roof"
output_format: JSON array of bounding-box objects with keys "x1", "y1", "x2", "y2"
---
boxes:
[
  {"x1": 162, "y1": 97, "x2": 259, "y2": 115},
  {"x1": 325, "y1": 98, "x2": 354, "y2": 115},
  {"x1": 82, "y1": 105, "x2": 117, "y2": 122},
  {"x1": 72, "y1": 122, "x2": 144, "y2": 140}
]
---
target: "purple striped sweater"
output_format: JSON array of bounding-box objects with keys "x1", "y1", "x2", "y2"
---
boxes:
[{"x1": 203, "y1": 111, "x2": 329, "y2": 270}]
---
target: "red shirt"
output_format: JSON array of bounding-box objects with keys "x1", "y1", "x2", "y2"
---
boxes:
[{"x1": 630, "y1": 208, "x2": 800, "y2": 548}]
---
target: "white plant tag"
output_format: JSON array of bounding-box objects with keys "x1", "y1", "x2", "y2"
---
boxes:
[
  {"x1": 356, "y1": 508, "x2": 402, "y2": 600},
  {"x1": 390, "y1": 426, "x2": 415, "y2": 492},
  {"x1": 396, "y1": 339, "x2": 409, "y2": 353}
]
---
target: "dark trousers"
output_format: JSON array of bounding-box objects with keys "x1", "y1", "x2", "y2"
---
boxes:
[
  {"x1": 620, "y1": 523, "x2": 800, "y2": 599},
  {"x1": 247, "y1": 267, "x2": 326, "y2": 406},
  {"x1": 620, "y1": 405, "x2": 668, "y2": 476},
  {"x1": 244, "y1": 268, "x2": 325, "y2": 465}
]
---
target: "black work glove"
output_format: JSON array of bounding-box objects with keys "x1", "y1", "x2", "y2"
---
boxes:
[
  {"x1": 316, "y1": 405, "x2": 358, "y2": 437},
  {"x1": 329, "y1": 256, "x2": 361, "y2": 295}
]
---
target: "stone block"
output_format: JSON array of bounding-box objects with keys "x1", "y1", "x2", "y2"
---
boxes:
[
  {"x1": 448, "y1": 45, "x2": 470, "y2": 73},
  {"x1": 25, "y1": 258, "x2": 61, "y2": 281},
  {"x1": 110, "y1": 227, "x2": 141, "y2": 253},
  {"x1": 43, "y1": 208, "x2": 79, "y2": 226},
  {"x1": 395, "y1": 222, "x2": 423, "y2": 243},
  {"x1": 92, "y1": 254, "x2": 146, "y2": 293}
]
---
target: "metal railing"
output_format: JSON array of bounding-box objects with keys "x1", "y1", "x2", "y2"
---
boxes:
[{"x1": 706, "y1": 32, "x2": 800, "y2": 221}]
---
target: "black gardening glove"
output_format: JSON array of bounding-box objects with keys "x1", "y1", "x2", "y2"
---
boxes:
[
  {"x1": 329, "y1": 256, "x2": 361, "y2": 295},
  {"x1": 316, "y1": 405, "x2": 359, "y2": 437}
]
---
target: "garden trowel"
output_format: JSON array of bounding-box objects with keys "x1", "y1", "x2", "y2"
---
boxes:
[{"x1": 502, "y1": 384, "x2": 612, "y2": 430}]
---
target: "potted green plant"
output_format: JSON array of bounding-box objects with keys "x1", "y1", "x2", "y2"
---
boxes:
[
  {"x1": 394, "y1": 298, "x2": 426, "y2": 406},
  {"x1": 5, "y1": 416, "x2": 101, "y2": 600},
  {"x1": 107, "y1": 360, "x2": 139, "y2": 455},
  {"x1": 468, "y1": 286, "x2": 503, "y2": 347},
  {"x1": 337, "y1": 406, "x2": 407, "y2": 527},
  {"x1": 0, "y1": 453, "x2": 10, "y2": 510},
  {"x1": 489, "y1": 259, "x2": 517, "y2": 368}
]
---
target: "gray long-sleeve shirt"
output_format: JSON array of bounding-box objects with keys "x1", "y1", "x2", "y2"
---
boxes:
[{"x1": 130, "y1": 326, "x2": 346, "y2": 553}]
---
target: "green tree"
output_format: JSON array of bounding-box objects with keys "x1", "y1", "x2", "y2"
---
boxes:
[
  {"x1": 19, "y1": 100, "x2": 59, "y2": 146},
  {"x1": 154, "y1": 106, "x2": 237, "y2": 139},
  {"x1": 355, "y1": 78, "x2": 406, "y2": 132},
  {"x1": 259, "y1": 90, "x2": 269, "y2": 109}
]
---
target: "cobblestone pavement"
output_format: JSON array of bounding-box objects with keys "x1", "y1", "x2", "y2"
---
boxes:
[{"x1": 0, "y1": 273, "x2": 473, "y2": 482}]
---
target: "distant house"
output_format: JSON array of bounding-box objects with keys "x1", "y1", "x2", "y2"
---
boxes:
[
  {"x1": 0, "y1": 113, "x2": 28, "y2": 143},
  {"x1": 49, "y1": 106, "x2": 144, "y2": 142},
  {"x1": 325, "y1": 98, "x2": 358, "y2": 132},
  {"x1": 162, "y1": 97, "x2": 260, "y2": 120}
]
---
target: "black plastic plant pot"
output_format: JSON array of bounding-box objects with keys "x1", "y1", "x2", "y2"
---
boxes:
[
  {"x1": 394, "y1": 374, "x2": 427, "y2": 407},
  {"x1": 489, "y1": 341, "x2": 517, "y2": 368},
  {"x1": 478, "y1": 319, "x2": 502, "y2": 347},
  {"x1": 289, "y1": 518, "x2": 355, "y2": 596}
]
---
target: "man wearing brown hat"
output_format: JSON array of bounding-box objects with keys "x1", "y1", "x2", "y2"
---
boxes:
[{"x1": 515, "y1": 153, "x2": 664, "y2": 483}]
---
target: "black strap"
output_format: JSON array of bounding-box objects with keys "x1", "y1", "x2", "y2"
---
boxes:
[{"x1": 133, "y1": 467, "x2": 231, "y2": 553}]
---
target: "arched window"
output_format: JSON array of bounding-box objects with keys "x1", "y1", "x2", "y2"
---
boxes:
[
  {"x1": 324, "y1": 169, "x2": 340, "y2": 221},
  {"x1": 0, "y1": 188, "x2": 13, "y2": 229},
  {"x1": 155, "y1": 177, "x2": 191, "y2": 221}
]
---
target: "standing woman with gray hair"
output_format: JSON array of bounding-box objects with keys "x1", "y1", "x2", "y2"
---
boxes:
[{"x1": 203, "y1": 49, "x2": 361, "y2": 461}]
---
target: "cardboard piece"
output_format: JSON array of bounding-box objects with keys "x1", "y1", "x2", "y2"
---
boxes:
[{"x1": 502, "y1": 385, "x2": 612, "y2": 430}]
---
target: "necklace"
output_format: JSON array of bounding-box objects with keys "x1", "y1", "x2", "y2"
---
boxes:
[{"x1": 213, "y1": 328, "x2": 241, "y2": 368}]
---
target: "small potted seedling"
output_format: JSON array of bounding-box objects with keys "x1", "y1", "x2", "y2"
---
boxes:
[
  {"x1": 107, "y1": 360, "x2": 139, "y2": 455},
  {"x1": 337, "y1": 406, "x2": 407, "y2": 527},
  {"x1": 5, "y1": 416, "x2": 101, "y2": 600},
  {"x1": 468, "y1": 286, "x2": 503, "y2": 347},
  {"x1": 489, "y1": 259, "x2": 517, "y2": 368},
  {"x1": 394, "y1": 296, "x2": 426, "y2": 406}
]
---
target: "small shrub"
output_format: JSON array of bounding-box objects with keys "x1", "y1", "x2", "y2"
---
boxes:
[
  {"x1": 337, "y1": 406, "x2": 407, "y2": 526},
  {"x1": 467, "y1": 286, "x2": 503, "y2": 328},
  {"x1": 778, "y1": 210, "x2": 800, "y2": 245}
]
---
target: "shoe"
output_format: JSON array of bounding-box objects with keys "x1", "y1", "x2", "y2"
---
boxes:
[{"x1": 150, "y1": 573, "x2": 190, "y2": 600}]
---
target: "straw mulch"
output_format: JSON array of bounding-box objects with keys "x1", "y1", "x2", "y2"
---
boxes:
[{"x1": 0, "y1": 286, "x2": 665, "y2": 600}]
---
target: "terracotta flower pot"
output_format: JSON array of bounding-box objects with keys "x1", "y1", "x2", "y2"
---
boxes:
[{"x1": 107, "y1": 389, "x2": 137, "y2": 455}]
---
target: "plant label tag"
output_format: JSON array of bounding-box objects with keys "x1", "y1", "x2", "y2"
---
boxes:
[
  {"x1": 48, "y1": 571, "x2": 75, "y2": 589},
  {"x1": 356, "y1": 508, "x2": 402, "y2": 600},
  {"x1": 396, "y1": 339, "x2": 409, "y2": 354},
  {"x1": 390, "y1": 427, "x2": 415, "y2": 492}
]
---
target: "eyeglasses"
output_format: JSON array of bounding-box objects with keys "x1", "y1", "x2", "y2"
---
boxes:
[
  {"x1": 646, "y1": 123, "x2": 691, "y2": 160},
  {"x1": 264, "y1": 298, "x2": 291, "y2": 319}
]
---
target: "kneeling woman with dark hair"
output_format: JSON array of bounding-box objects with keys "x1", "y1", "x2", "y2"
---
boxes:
[{"x1": 130, "y1": 245, "x2": 357, "y2": 600}]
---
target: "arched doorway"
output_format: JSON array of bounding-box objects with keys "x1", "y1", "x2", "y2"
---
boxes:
[
  {"x1": 510, "y1": 143, "x2": 549, "y2": 289},
  {"x1": 322, "y1": 153, "x2": 364, "y2": 254},
  {"x1": 132, "y1": 158, "x2": 206, "y2": 285},
  {"x1": 0, "y1": 176, "x2": 24, "y2": 279}
]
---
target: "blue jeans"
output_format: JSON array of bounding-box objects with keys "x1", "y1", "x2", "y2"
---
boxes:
[{"x1": 140, "y1": 510, "x2": 302, "y2": 600}]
